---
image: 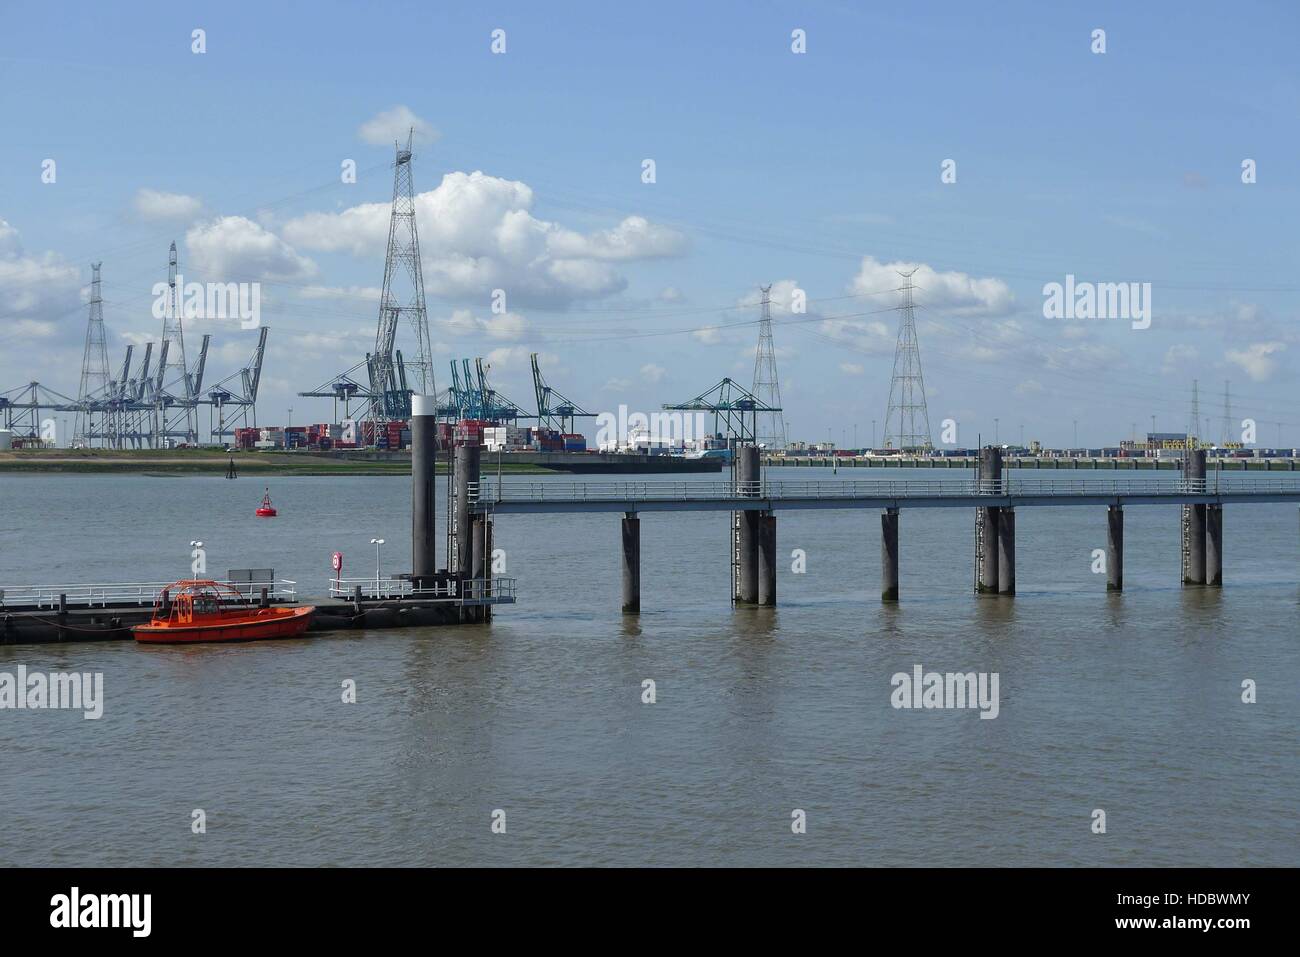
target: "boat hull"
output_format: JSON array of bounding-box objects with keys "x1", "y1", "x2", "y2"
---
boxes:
[{"x1": 133, "y1": 606, "x2": 314, "y2": 644}]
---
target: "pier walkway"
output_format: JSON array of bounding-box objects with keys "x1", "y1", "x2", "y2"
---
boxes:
[
  {"x1": 470, "y1": 450, "x2": 1300, "y2": 609},
  {"x1": 471, "y1": 475, "x2": 1300, "y2": 513}
]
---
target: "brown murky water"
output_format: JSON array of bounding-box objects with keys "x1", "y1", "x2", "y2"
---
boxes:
[{"x1": 1, "y1": 470, "x2": 1295, "y2": 865}]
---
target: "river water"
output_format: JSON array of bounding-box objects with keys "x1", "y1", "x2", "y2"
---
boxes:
[{"x1": 0, "y1": 469, "x2": 1296, "y2": 866}]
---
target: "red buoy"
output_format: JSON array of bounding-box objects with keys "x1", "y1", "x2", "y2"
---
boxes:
[{"x1": 256, "y1": 487, "x2": 278, "y2": 517}]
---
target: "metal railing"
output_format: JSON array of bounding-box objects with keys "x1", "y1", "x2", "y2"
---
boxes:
[
  {"x1": 474, "y1": 474, "x2": 1300, "y2": 504},
  {"x1": 327, "y1": 576, "x2": 517, "y2": 604},
  {"x1": 0, "y1": 579, "x2": 298, "y2": 610}
]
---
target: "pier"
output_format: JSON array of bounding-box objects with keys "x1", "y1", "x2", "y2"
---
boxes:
[
  {"x1": 764, "y1": 453, "x2": 1300, "y2": 471},
  {"x1": 9, "y1": 440, "x2": 1298, "y2": 642},
  {"x1": 472, "y1": 447, "x2": 1300, "y2": 611},
  {"x1": 1, "y1": 393, "x2": 515, "y2": 645}
]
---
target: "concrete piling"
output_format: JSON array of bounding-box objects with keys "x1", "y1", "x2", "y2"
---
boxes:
[
  {"x1": 1185, "y1": 507, "x2": 1207, "y2": 585},
  {"x1": 735, "y1": 444, "x2": 761, "y2": 603},
  {"x1": 454, "y1": 442, "x2": 481, "y2": 579},
  {"x1": 976, "y1": 446, "x2": 1004, "y2": 595},
  {"x1": 1183, "y1": 450, "x2": 1207, "y2": 586},
  {"x1": 1206, "y1": 504, "x2": 1223, "y2": 587},
  {"x1": 996, "y1": 508, "x2": 1015, "y2": 595},
  {"x1": 979, "y1": 507, "x2": 1000, "y2": 593},
  {"x1": 1107, "y1": 505, "x2": 1123, "y2": 591},
  {"x1": 410, "y1": 394, "x2": 438, "y2": 583},
  {"x1": 621, "y1": 512, "x2": 640, "y2": 614},
  {"x1": 470, "y1": 517, "x2": 487, "y2": 586},
  {"x1": 881, "y1": 507, "x2": 899, "y2": 602},
  {"x1": 758, "y1": 512, "x2": 777, "y2": 605}
]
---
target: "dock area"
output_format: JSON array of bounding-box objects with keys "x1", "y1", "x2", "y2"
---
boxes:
[
  {"x1": 765, "y1": 454, "x2": 1300, "y2": 470},
  {"x1": 0, "y1": 577, "x2": 516, "y2": 645}
]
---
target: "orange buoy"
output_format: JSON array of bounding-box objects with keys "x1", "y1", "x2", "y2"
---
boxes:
[{"x1": 256, "y1": 487, "x2": 278, "y2": 517}]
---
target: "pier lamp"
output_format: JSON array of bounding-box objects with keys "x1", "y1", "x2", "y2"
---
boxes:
[{"x1": 370, "y1": 538, "x2": 386, "y2": 592}]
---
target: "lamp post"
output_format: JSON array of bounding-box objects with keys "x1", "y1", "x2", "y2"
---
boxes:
[{"x1": 370, "y1": 538, "x2": 385, "y2": 594}]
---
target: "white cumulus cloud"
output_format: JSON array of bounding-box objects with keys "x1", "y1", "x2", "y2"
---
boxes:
[
  {"x1": 185, "y1": 216, "x2": 317, "y2": 282},
  {"x1": 1226, "y1": 342, "x2": 1285, "y2": 382},
  {"x1": 437, "y1": 308, "x2": 528, "y2": 341},
  {"x1": 850, "y1": 256, "x2": 1014, "y2": 316},
  {"x1": 358, "y1": 105, "x2": 438, "y2": 146},
  {"x1": 0, "y1": 218, "x2": 82, "y2": 332},
  {"x1": 281, "y1": 170, "x2": 685, "y2": 308},
  {"x1": 134, "y1": 189, "x2": 202, "y2": 222}
]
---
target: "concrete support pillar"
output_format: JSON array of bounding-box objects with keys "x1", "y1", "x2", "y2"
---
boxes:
[
  {"x1": 736, "y1": 444, "x2": 760, "y2": 604},
  {"x1": 1182, "y1": 449, "x2": 1207, "y2": 586},
  {"x1": 470, "y1": 517, "x2": 488, "y2": 588},
  {"x1": 976, "y1": 445, "x2": 1003, "y2": 594},
  {"x1": 454, "y1": 442, "x2": 480, "y2": 579},
  {"x1": 1107, "y1": 505, "x2": 1123, "y2": 591},
  {"x1": 979, "y1": 507, "x2": 1000, "y2": 593},
  {"x1": 621, "y1": 512, "x2": 640, "y2": 614},
  {"x1": 1206, "y1": 504, "x2": 1223, "y2": 587},
  {"x1": 978, "y1": 446, "x2": 1005, "y2": 493},
  {"x1": 881, "y1": 508, "x2": 899, "y2": 602},
  {"x1": 1186, "y1": 448, "x2": 1208, "y2": 491},
  {"x1": 410, "y1": 395, "x2": 438, "y2": 582},
  {"x1": 996, "y1": 508, "x2": 1015, "y2": 595},
  {"x1": 757, "y1": 511, "x2": 777, "y2": 606},
  {"x1": 1185, "y1": 505, "x2": 1207, "y2": 585},
  {"x1": 738, "y1": 511, "x2": 760, "y2": 603}
]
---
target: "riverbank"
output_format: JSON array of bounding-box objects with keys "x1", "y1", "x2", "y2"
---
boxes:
[
  {"x1": 0, "y1": 447, "x2": 726, "y2": 475},
  {"x1": 0, "y1": 449, "x2": 543, "y2": 476}
]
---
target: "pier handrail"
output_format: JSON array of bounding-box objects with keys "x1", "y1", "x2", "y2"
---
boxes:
[
  {"x1": 0, "y1": 579, "x2": 298, "y2": 610},
  {"x1": 473, "y1": 474, "x2": 1288, "y2": 503},
  {"x1": 327, "y1": 576, "x2": 516, "y2": 603}
]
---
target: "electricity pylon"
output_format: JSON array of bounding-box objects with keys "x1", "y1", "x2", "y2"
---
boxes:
[
  {"x1": 155, "y1": 241, "x2": 198, "y2": 445},
  {"x1": 751, "y1": 284, "x2": 787, "y2": 449},
  {"x1": 883, "y1": 269, "x2": 932, "y2": 450},
  {"x1": 74, "y1": 262, "x2": 110, "y2": 447},
  {"x1": 370, "y1": 129, "x2": 433, "y2": 432},
  {"x1": 1219, "y1": 380, "x2": 1232, "y2": 446}
]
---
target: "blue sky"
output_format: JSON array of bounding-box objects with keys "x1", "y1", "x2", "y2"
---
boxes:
[{"x1": 1, "y1": 0, "x2": 1297, "y2": 447}]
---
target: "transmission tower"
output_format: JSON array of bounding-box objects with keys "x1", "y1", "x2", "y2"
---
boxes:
[
  {"x1": 155, "y1": 241, "x2": 197, "y2": 445},
  {"x1": 1186, "y1": 378, "x2": 1200, "y2": 451},
  {"x1": 74, "y1": 262, "x2": 111, "y2": 448},
  {"x1": 883, "y1": 269, "x2": 932, "y2": 450},
  {"x1": 1219, "y1": 380, "x2": 1232, "y2": 446},
  {"x1": 370, "y1": 129, "x2": 433, "y2": 433},
  {"x1": 751, "y1": 284, "x2": 788, "y2": 449}
]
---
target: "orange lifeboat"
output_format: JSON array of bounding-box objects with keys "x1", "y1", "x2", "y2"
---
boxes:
[
  {"x1": 133, "y1": 580, "x2": 314, "y2": 644},
  {"x1": 256, "y1": 487, "x2": 277, "y2": 517}
]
